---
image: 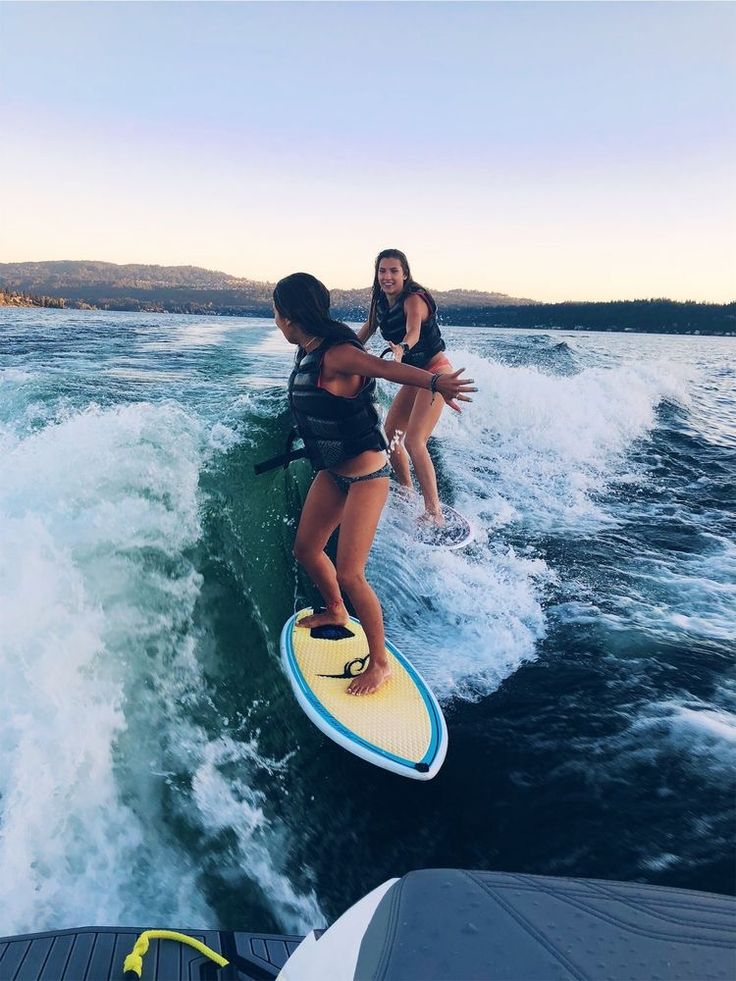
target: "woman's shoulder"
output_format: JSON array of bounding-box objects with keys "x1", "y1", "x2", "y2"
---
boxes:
[
  {"x1": 403, "y1": 284, "x2": 435, "y2": 316},
  {"x1": 320, "y1": 338, "x2": 371, "y2": 384},
  {"x1": 322, "y1": 335, "x2": 365, "y2": 362}
]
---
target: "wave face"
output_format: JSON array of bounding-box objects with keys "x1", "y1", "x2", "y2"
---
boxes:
[{"x1": 0, "y1": 310, "x2": 733, "y2": 933}]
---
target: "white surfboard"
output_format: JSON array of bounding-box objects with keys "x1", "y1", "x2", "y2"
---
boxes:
[
  {"x1": 280, "y1": 609, "x2": 448, "y2": 780},
  {"x1": 388, "y1": 486, "x2": 473, "y2": 550},
  {"x1": 415, "y1": 503, "x2": 474, "y2": 550}
]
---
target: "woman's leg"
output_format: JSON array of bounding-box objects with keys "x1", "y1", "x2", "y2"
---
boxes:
[
  {"x1": 335, "y1": 476, "x2": 392, "y2": 695},
  {"x1": 293, "y1": 471, "x2": 349, "y2": 628},
  {"x1": 384, "y1": 385, "x2": 417, "y2": 490},
  {"x1": 404, "y1": 386, "x2": 446, "y2": 522}
]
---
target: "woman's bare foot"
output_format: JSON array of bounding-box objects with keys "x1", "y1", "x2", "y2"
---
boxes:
[
  {"x1": 418, "y1": 508, "x2": 445, "y2": 527},
  {"x1": 297, "y1": 603, "x2": 349, "y2": 629},
  {"x1": 347, "y1": 658, "x2": 392, "y2": 695}
]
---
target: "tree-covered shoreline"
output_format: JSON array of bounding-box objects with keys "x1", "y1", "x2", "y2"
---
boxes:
[
  {"x1": 1, "y1": 261, "x2": 733, "y2": 335},
  {"x1": 437, "y1": 299, "x2": 736, "y2": 335},
  {"x1": 4, "y1": 288, "x2": 733, "y2": 335}
]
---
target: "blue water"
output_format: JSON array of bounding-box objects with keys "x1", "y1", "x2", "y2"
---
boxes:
[{"x1": 0, "y1": 308, "x2": 733, "y2": 934}]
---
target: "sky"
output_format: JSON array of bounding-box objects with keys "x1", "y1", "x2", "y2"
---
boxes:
[{"x1": 1, "y1": 1, "x2": 734, "y2": 302}]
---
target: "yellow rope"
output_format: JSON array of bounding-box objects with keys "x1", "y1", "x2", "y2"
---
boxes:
[{"x1": 123, "y1": 929, "x2": 229, "y2": 978}]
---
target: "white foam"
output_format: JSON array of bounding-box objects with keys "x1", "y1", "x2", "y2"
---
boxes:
[
  {"x1": 631, "y1": 700, "x2": 736, "y2": 777},
  {"x1": 0, "y1": 367, "x2": 34, "y2": 384},
  {"x1": 188, "y1": 736, "x2": 325, "y2": 933},
  {"x1": 373, "y1": 502, "x2": 552, "y2": 702},
  {"x1": 0, "y1": 404, "x2": 210, "y2": 931},
  {"x1": 142, "y1": 322, "x2": 232, "y2": 350},
  {"x1": 0, "y1": 401, "x2": 323, "y2": 933},
  {"x1": 642, "y1": 853, "x2": 681, "y2": 872},
  {"x1": 403, "y1": 350, "x2": 688, "y2": 534},
  {"x1": 580, "y1": 537, "x2": 736, "y2": 643},
  {"x1": 251, "y1": 328, "x2": 293, "y2": 356},
  {"x1": 369, "y1": 349, "x2": 685, "y2": 701}
]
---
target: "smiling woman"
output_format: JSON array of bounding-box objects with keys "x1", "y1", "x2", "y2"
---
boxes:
[{"x1": 358, "y1": 248, "x2": 459, "y2": 527}]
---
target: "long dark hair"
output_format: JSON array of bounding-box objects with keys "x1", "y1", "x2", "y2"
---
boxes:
[
  {"x1": 367, "y1": 248, "x2": 433, "y2": 332},
  {"x1": 273, "y1": 272, "x2": 355, "y2": 343}
]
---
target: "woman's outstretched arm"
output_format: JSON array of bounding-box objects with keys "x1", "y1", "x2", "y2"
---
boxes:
[
  {"x1": 386, "y1": 293, "x2": 425, "y2": 360},
  {"x1": 326, "y1": 343, "x2": 476, "y2": 412}
]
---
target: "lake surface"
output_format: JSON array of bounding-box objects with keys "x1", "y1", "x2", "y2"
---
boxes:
[{"x1": 0, "y1": 308, "x2": 733, "y2": 934}]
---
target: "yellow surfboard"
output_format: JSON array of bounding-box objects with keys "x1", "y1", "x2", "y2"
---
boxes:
[{"x1": 281, "y1": 609, "x2": 447, "y2": 780}]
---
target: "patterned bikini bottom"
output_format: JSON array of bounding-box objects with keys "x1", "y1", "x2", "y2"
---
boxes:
[{"x1": 328, "y1": 463, "x2": 391, "y2": 495}]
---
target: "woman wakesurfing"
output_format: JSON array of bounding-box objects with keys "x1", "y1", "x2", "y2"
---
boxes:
[
  {"x1": 273, "y1": 272, "x2": 475, "y2": 694},
  {"x1": 358, "y1": 248, "x2": 459, "y2": 528}
]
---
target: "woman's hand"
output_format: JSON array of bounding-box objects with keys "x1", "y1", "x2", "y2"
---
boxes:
[
  {"x1": 434, "y1": 369, "x2": 476, "y2": 413},
  {"x1": 387, "y1": 340, "x2": 405, "y2": 362}
]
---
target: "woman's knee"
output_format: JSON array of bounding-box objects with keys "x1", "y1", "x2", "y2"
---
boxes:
[
  {"x1": 293, "y1": 539, "x2": 317, "y2": 566},
  {"x1": 404, "y1": 432, "x2": 429, "y2": 459},
  {"x1": 336, "y1": 565, "x2": 366, "y2": 594}
]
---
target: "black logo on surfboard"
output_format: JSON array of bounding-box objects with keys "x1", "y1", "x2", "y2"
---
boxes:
[
  {"x1": 318, "y1": 655, "x2": 370, "y2": 679},
  {"x1": 310, "y1": 623, "x2": 355, "y2": 641}
]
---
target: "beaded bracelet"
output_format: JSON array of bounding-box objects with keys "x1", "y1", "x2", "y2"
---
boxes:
[{"x1": 429, "y1": 372, "x2": 444, "y2": 403}]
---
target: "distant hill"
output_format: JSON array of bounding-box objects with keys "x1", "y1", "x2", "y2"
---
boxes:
[
  {"x1": 0, "y1": 261, "x2": 733, "y2": 334},
  {"x1": 0, "y1": 260, "x2": 534, "y2": 318}
]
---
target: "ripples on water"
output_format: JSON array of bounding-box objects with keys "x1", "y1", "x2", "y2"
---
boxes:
[{"x1": 0, "y1": 309, "x2": 733, "y2": 934}]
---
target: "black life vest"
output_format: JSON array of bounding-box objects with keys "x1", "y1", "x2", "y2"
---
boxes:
[
  {"x1": 375, "y1": 284, "x2": 445, "y2": 369},
  {"x1": 287, "y1": 337, "x2": 389, "y2": 471}
]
